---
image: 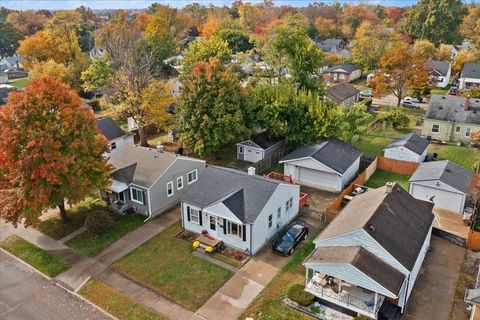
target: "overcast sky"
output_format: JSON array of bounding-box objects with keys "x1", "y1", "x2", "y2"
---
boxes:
[{"x1": 2, "y1": 0, "x2": 434, "y2": 11}]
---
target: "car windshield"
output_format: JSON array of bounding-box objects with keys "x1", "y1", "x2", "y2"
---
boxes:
[{"x1": 281, "y1": 231, "x2": 295, "y2": 242}]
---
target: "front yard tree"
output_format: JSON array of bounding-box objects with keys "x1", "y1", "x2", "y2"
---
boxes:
[
  {"x1": 176, "y1": 58, "x2": 251, "y2": 155},
  {"x1": 0, "y1": 77, "x2": 111, "y2": 226},
  {"x1": 371, "y1": 45, "x2": 429, "y2": 107}
]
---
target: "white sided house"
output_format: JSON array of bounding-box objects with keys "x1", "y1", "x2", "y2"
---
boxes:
[
  {"x1": 459, "y1": 63, "x2": 480, "y2": 90},
  {"x1": 180, "y1": 166, "x2": 300, "y2": 255},
  {"x1": 383, "y1": 133, "x2": 429, "y2": 163},
  {"x1": 409, "y1": 160, "x2": 474, "y2": 214},
  {"x1": 303, "y1": 183, "x2": 434, "y2": 319},
  {"x1": 97, "y1": 116, "x2": 134, "y2": 153},
  {"x1": 426, "y1": 60, "x2": 451, "y2": 88},
  {"x1": 102, "y1": 146, "x2": 206, "y2": 219},
  {"x1": 236, "y1": 132, "x2": 285, "y2": 163},
  {"x1": 280, "y1": 139, "x2": 362, "y2": 192}
]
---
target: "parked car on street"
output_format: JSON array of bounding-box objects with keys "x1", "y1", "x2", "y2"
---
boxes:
[
  {"x1": 448, "y1": 86, "x2": 458, "y2": 95},
  {"x1": 360, "y1": 90, "x2": 373, "y2": 97},
  {"x1": 272, "y1": 220, "x2": 309, "y2": 256},
  {"x1": 401, "y1": 100, "x2": 419, "y2": 108}
]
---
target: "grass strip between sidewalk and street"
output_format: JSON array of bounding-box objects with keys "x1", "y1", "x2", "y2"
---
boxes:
[{"x1": 0, "y1": 235, "x2": 69, "y2": 277}]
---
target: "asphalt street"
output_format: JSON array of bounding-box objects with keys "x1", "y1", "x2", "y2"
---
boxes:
[{"x1": 0, "y1": 250, "x2": 111, "y2": 320}]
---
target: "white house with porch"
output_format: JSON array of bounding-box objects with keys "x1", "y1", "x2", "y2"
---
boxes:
[
  {"x1": 303, "y1": 183, "x2": 434, "y2": 319},
  {"x1": 180, "y1": 166, "x2": 300, "y2": 255}
]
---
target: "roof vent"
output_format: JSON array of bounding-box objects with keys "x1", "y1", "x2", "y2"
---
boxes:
[
  {"x1": 368, "y1": 224, "x2": 376, "y2": 233},
  {"x1": 441, "y1": 96, "x2": 446, "y2": 99},
  {"x1": 385, "y1": 182, "x2": 394, "y2": 193},
  {"x1": 439, "y1": 106, "x2": 443, "y2": 110},
  {"x1": 156, "y1": 144, "x2": 164, "y2": 153}
]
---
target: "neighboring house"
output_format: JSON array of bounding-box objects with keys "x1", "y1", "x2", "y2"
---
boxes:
[
  {"x1": 180, "y1": 166, "x2": 300, "y2": 255},
  {"x1": 89, "y1": 48, "x2": 106, "y2": 59},
  {"x1": 0, "y1": 73, "x2": 8, "y2": 84},
  {"x1": 421, "y1": 94, "x2": 480, "y2": 142},
  {"x1": 0, "y1": 86, "x2": 16, "y2": 106},
  {"x1": 459, "y1": 63, "x2": 480, "y2": 90},
  {"x1": 316, "y1": 38, "x2": 346, "y2": 53},
  {"x1": 383, "y1": 133, "x2": 429, "y2": 163},
  {"x1": 426, "y1": 60, "x2": 451, "y2": 88},
  {"x1": 323, "y1": 64, "x2": 361, "y2": 84},
  {"x1": 465, "y1": 266, "x2": 480, "y2": 320},
  {"x1": 0, "y1": 55, "x2": 24, "y2": 71},
  {"x1": 303, "y1": 183, "x2": 434, "y2": 319},
  {"x1": 236, "y1": 132, "x2": 285, "y2": 163},
  {"x1": 409, "y1": 160, "x2": 473, "y2": 214},
  {"x1": 280, "y1": 138, "x2": 362, "y2": 192},
  {"x1": 102, "y1": 145, "x2": 206, "y2": 218},
  {"x1": 326, "y1": 83, "x2": 360, "y2": 108},
  {"x1": 96, "y1": 116, "x2": 134, "y2": 153}
]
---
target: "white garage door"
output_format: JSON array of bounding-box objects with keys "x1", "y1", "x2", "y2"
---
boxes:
[
  {"x1": 298, "y1": 167, "x2": 339, "y2": 191},
  {"x1": 410, "y1": 184, "x2": 464, "y2": 213},
  {"x1": 244, "y1": 147, "x2": 262, "y2": 162}
]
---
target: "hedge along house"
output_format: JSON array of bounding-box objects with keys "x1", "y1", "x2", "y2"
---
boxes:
[
  {"x1": 303, "y1": 183, "x2": 434, "y2": 319},
  {"x1": 383, "y1": 133, "x2": 429, "y2": 163},
  {"x1": 180, "y1": 166, "x2": 300, "y2": 255},
  {"x1": 280, "y1": 138, "x2": 362, "y2": 192},
  {"x1": 236, "y1": 132, "x2": 285, "y2": 163},
  {"x1": 102, "y1": 145, "x2": 205, "y2": 219}
]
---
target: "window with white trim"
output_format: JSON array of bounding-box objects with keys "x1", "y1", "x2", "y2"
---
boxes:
[
  {"x1": 268, "y1": 214, "x2": 273, "y2": 228},
  {"x1": 466, "y1": 128, "x2": 472, "y2": 137},
  {"x1": 187, "y1": 169, "x2": 198, "y2": 184},
  {"x1": 166, "y1": 181, "x2": 174, "y2": 197},
  {"x1": 455, "y1": 126, "x2": 461, "y2": 134},
  {"x1": 177, "y1": 176, "x2": 183, "y2": 190},
  {"x1": 277, "y1": 207, "x2": 281, "y2": 219},
  {"x1": 190, "y1": 208, "x2": 200, "y2": 224},
  {"x1": 239, "y1": 146, "x2": 244, "y2": 154},
  {"x1": 131, "y1": 187, "x2": 144, "y2": 204},
  {"x1": 431, "y1": 124, "x2": 439, "y2": 133},
  {"x1": 227, "y1": 221, "x2": 242, "y2": 238}
]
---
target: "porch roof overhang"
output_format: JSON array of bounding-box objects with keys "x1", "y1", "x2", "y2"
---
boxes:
[{"x1": 107, "y1": 180, "x2": 129, "y2": 193}]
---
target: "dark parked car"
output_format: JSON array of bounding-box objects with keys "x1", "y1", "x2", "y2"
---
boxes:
[
  {"x1": 448, "y1": 86, "x2": 458, "y2": 95},
  {"x1": 272, "y1": 221, "x2": 309, "y2": 256}
]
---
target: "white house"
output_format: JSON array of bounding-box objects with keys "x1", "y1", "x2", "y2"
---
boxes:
[
  {"x1": 180, "y1": 166, "x2": 300, "y2": 255},
  {"x1": 0, "y1": 55, "x2": 24, "y2": 71},
  {"x1": 426, "y1": 60, "x2": 451, "y2": 88},
  {"x1": 280, "y1": 139, "x2": 362, "y2": 192},
  {"x1": 102, "y1": 146, "x2": 206, "y2": 219},
  {"x1": 459, "y1": 63, "x2": 480, "y2": 90},
  {"x1": 409, "y1": 160, "x2": 474, "y2": 214},
  {"x1": 383, "y1": 133, "x2": 429, "y2": 163},
  {"x1": 236, "y1": 132, "x2": 285, "y2": 163},
  {"x1": 303, "y1": 183, "x2": 434, "y2": 319},
  {"x1": 96, "y1": 116, "x2": 134, "y2": 153}
]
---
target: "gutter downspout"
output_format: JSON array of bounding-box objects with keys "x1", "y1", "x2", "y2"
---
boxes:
[
  {"x1": 144, "y1": 188, "x2": 153, "y2": 222},
  {"x1": 250, "y1": 224, "x2": 253, "y2": 254}
]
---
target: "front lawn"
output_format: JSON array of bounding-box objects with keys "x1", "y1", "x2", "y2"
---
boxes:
[
  {"x1": 429, "y1": 143, "x2": 480, "y2": 171},
  {"x1": 1, "y1": 235, "x2": 69, "y2": 277},
  {"x1": 35, "y1": 197, "x2": 104, "y2": 240},
  {"x1": 9, "y1": 78, "x2": 30, "y2": 88},
  {"x1": 112, "y1": 221, "x2": 234, "y2": 311},
  {"x1": 80, "y1": 278, "x2": 165, "y2": 320},
  {"x1": 364, "y1": 169, "x2": 410, "y2": 190},
  {"x1": 430, "y1": 85, "x2": 451, "y2": 96},
  {"x1": 65, "y1": 214, "x2": 145, "y2": 256},
  {"x1": 240, "y1": 226, "x2": 325, "y2": 320}
]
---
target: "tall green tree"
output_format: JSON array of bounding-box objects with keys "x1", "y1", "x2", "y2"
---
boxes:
[
  {"x1": 351, "y1": 21, "x2": 391, "y2": 73},
  {"x1": 0, "y1": 21, "x2": 21, "y2": 57},
  {"x1": 181, "y1": 36, "x2": 232, "y2": 74},
  {"x1": 405, "y1": 0, "x2": 467, "y2": 45},
  {"x1": 176, "y1": 58, "x2": 251, "y2": 155},
  {"x1": 0, "y1": 77, "x2": 111, "y2": 226}
]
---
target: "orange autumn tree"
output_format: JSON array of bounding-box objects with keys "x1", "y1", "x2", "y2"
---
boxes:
[{"x1": 0, "y1": 77, "x2": 111, "y2": 226}]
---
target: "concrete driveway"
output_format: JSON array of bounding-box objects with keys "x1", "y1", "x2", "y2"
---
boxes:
[
  {"x1": 0, "y1": 251, "x2": 111, "y2": 320},
  {"x1": 373, "y1": 94, "x2": 429, "y2": 110},
  {"x1": 402, "y1": 236, "x2": 466, "y2": 320},
  {"x1": 301, "y1": 186, "x2": 337, "y2": 212}
]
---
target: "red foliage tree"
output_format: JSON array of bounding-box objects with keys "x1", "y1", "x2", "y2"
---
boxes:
[{"x1": 0, "y1": 77, "x2": 111, "y2": 226}]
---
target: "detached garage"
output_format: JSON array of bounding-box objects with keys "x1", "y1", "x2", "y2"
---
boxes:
[
  {"x1": 409, "y1": 160, "x2": 473, "y2": 214},
  {"x1": 279, "y1": 138, "x2": 362, "y2": 192},
  {"x1": 384, "y1": 133, "x2": 429, "y2": 163}
]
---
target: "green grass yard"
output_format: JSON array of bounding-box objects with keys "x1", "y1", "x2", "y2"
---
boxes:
[
  {"x1": 1, "y1": 235, "x2": 69, "y2": 277},
  {"x1": 429, "y1": 143, "x2": 480, "y2": 171},
  {"x1": 80, "y1": 278, "x2": 165, "y2": 320},
  {"x1": 112, "y1": 221, "x2": 233, "y2": 311},
  {"x1": 9, "y1": 78, "x2": 30, "y2": 88},
  {"x1": 364, "y1": 169, "x2": 410, "y2": 190},
  {"x1": 65, "y1": 214, "x2": 145, "y2": 256},
  {"x1": 35, "y1": 197, "x2": 104, "y2": 240}
]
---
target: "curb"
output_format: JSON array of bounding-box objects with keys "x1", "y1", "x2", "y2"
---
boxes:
[{"x1": 0, "y1": 247, "x2": 119, "y2": 320}]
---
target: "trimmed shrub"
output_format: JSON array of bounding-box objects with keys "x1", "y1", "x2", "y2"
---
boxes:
[
  {"x1": 287, "y1": 284, "x2": 315, "y2": 306},
  {"x1": 84, "y1": 210, "x2": 113, "y2": 236}
]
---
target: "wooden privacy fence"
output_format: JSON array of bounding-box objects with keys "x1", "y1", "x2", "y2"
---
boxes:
[
  {"x1": 250, "y1": 147, "x2": 286, "y2": 174},
  {"x1": 300, "y1": 208, "x2": 326, "y2": 223},
  {"x1": 377, "y1": 156, "x2": 420, "y2": 175}
]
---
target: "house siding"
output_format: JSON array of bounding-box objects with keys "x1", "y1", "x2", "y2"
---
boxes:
[
  {"x1": 323, "y1": 69, "x2": 361, "y2": 84},
  {"x1": 384, "y1": 147, "x2": 427, "y2": 163},
  {"x1": 108, "y1": 135, "x2": 134, "y2": 154},
  {"x1": 406, "y1": 227, "x2": 431, "y2": 301},
  {"x1": 127, "y1": 185, "x2": 149, "y2": 216},
  {"x1": 422, "y1": 119, "x2": 480, "y2": 142}
]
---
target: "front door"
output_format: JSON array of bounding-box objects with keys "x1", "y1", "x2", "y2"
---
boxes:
[
  {"x1": 209, "y1": 216, "x2": 217, "y2": 237},
  {"x1": 118, "y1": 191, "x2": 125, "y2": 202}
]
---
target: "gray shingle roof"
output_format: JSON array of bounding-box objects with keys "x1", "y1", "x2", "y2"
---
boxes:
[
  {"x1": 1, "y1": 56, "x2": 24, "y2": 66},
  {"x1": 327, "y1": 83, "x2": 359, "y2": 102},
  {"x1": 426, "y1": 60, "x2": 450, "y2": 76},
  {"x1": 324, "y1": 64, "x2": 360, "y2": 74},
  {"x1": 385, "y1": 133, "x2": 429, "y2": 155},
  {"x1": 425, "y1": 94, "x2": 480, "y2": 125},
  {"x1": 108, "y1": 146, "x2": 201, "y2": 187},
  {"x1": 281, "y1": 138, "x2": 362, "y2": 174},
  {"x1": 97, "y1": 117, "x2": 127, "y2": 141},
  {"x1": 237, "y1": 132, "x2": 284, "y2": 150},
  {"x1": 305, "y1": 246, "x2": 406, "y2": 296},
  {"x1": 462, "y1": 63, "x2": 480, "y2": 79},
  {"x1": 181, "y1": 166, "x2": 280, "y2": 223},
  {"x1": 317, "y1": 183, "x2": 434, "y2": 271},
  {"x1": 409, "y1": 160, "x2": 473, "y2": 194}
]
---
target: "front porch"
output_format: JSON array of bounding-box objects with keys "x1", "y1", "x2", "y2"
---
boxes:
[{"x1": 305, "y1": 269, "x2": 385, "y2": 319}]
